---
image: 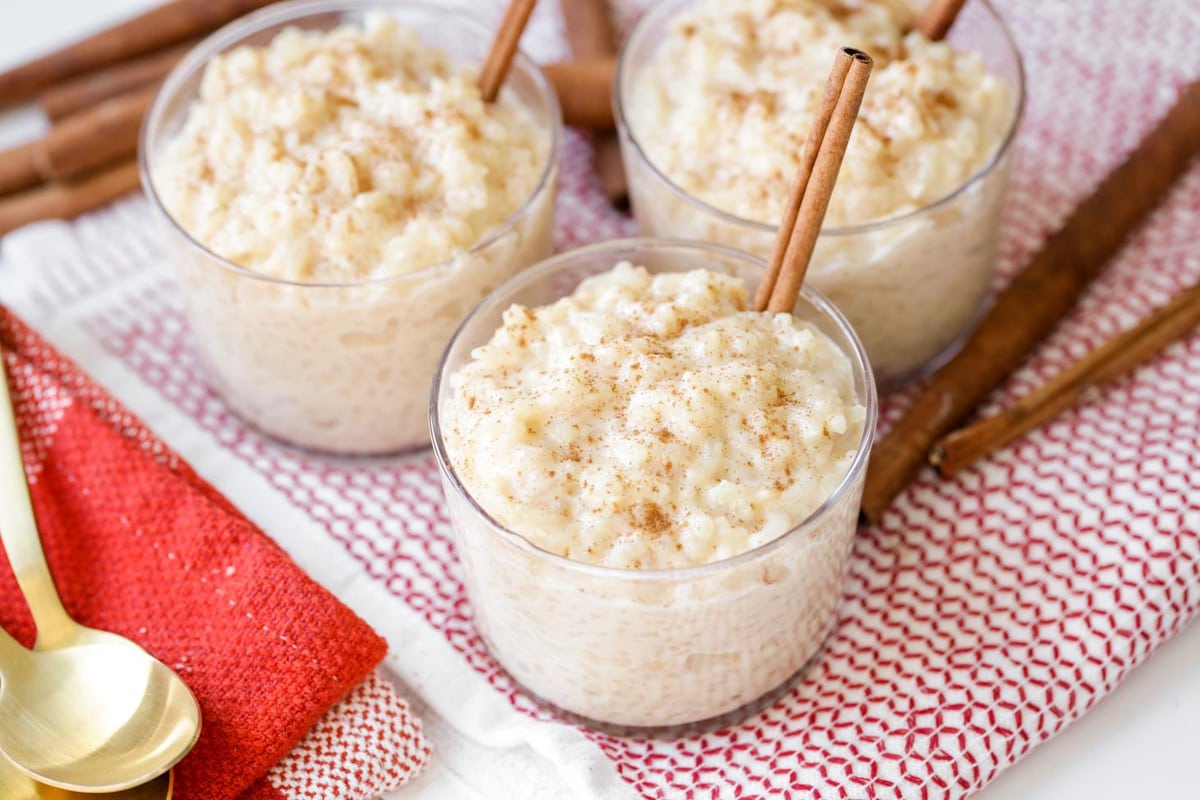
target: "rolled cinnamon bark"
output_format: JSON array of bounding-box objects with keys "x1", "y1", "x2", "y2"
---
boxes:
[
  {"x1": 559, "y1": 0, "x2": 619, "y2": 61},
  {"x1": 755, "y1": 48, "x2": 861, "y2": 313},
  {"x1": 0, "y1": 0, "x2": 274, "y2": 108},
  {"x1": 0, "y1": 161, "x2": 141, "y2": 237},
  {"x1": 931, "y1": 276, "x2": 1200, "y2": 476},
  {"x1": 915, "y1": 0, "x2": 969, "y2": 41},
  {"x1": 0, "y1": 85, "x2": 156, "y2": 198},
  {"x1": 558, "y1": 0, "x2": 627, "y2": 208},
  {"x1": 37, "y1": 85, "x2": 158, "y2": 182},
  {"x1": 859, "y1": 78, "x2": 1200, "y2": 525},
  {"x1": 0, "y1": 143, "x2": 41, "y2": 198},
  {"x1": 593, "y1": 139, "x2": 627, "y2": 209},
  {"x1": 40, "y1": 40, "x2": 196, "y2": 122},
  {"x1": 479, "y1": 0, "x2": 540, "y2": 103},
  {"x1": 543, "y1": 59, "x2": 616, "y2": 130}
]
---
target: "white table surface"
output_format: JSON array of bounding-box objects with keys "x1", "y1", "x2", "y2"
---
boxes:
[{"x1": 2, "y1": 3, "x2": 1196, "y2": 798}]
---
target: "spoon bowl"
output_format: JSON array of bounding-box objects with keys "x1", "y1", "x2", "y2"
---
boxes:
[
  {"x1": 0, "y1": 755, "x2": 172, "y2": 800},
  {"x1": 0, "y1": 631, "x2": 199, "y2": 791}
]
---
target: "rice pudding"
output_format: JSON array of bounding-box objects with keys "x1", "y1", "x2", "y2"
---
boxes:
[
  {"x1": 444, "y1": 263, "x2": 864, "y2": 569},
  {"x1": 143, "y1": 3, "x2": 559, "y2": 453},
  {"x1": 618, "y1": 0, "x2": 1022, "y2": 386},
  {"x1": 434, "y1": 242, "x2": 876, "y2": 726}
]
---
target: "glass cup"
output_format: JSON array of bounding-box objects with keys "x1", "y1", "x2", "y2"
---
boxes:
[
  {"x1": 431, "y1": 239, "x2": 878, "y2": 728},
  {"x1": 615, "y1": 0, "x2": 1024, "y2": 391},
  {"x1": 139, "y1": 0, "x2": 561, "y2": 455}
]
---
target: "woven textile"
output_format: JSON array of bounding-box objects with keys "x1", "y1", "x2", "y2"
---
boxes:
[
  {"x1": 0, "y1": 0, "x2": 1198, "y2": 798},
  {"x1": 0, "y1": 311, "x2": 429, "y2": 800}
]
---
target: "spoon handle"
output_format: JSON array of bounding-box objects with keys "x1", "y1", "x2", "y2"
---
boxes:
[{"x1": 0, "y1": 349, "x2": 75, "y2": 648}]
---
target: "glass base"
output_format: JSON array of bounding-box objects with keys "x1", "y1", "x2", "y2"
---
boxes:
[
  {"x1": 874, "y1": 295, "x2": 991, "y2": 394},
  {"x1": 215, "y1": 396, "x2": 433, "y2": 460},
  {"x1": 491, "y1": 616, "x2": 840, "y2": 738}
]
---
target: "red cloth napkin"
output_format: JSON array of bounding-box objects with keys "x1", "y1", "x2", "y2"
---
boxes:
[{"x1": 0, "y1": 307, "x2": 406, "y2": 800}]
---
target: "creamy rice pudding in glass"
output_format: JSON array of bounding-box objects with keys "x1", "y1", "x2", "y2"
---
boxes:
[
  {"x1": 616, "y1": 0, "x2": 1024, "y2": 389},
  {"x1": 140, "y1": 0, "x2": 560, "y2": 454},
  {"x1": 432, "y1": 239, "x2": 877, "y2": 727}
]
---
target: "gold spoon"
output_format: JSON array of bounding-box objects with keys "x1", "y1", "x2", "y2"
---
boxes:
[
  {"x1": 0, "y1": 352, "x2": 201, "y2": 791},
  {"x1": 0, "y1": 757, "x2": 172, "y2": 800}
]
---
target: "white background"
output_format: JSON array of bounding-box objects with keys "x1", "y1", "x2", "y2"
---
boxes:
[{"x1": 0, "y1": 2, "x2": 1196, "y2": 798}]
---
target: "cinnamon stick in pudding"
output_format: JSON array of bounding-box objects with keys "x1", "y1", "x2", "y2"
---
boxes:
[
  {"x1": 39, "y1": 39, "x2": 196, "y2": 122},
  {"x1": 0, "y1": 85, "x2": 156, "y2": 196},
  {"x1": 755, "y1": 48, "x2": 853, "y2": 312},
  {"x1": 915, "y1": 0, "x2": 969, "y2": 41},
  {"x1": 757, "y1": 48, "x2": 873, "y2": 314},
  {"x1": 931, "y1": 277, "x2": 1200, "y2": 476},
  {"x1": 479, "y1": 0, "x2": 540, "y2": 103},
  {"x1": 559, "y1": 0, "x2": 627, "y2": 207},
  {"x1": 0, "y1": 160, "x2": 140, "y2": 237},
  {"x1": 0, "y1": 0, "x2": 275, "y2": 108},
  {"x1": 859, "y1": 78, "x2": 1200, "y2": 525}
]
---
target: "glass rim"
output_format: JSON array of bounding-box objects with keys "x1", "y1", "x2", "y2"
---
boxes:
[
  {"x1": 429, "y1": 237, "x2": 879, "y2": 582},
  {"x1": 613, "y1": 0, "x2": 1026, "y2": 238},
  {"x1": 137, "y1": 0, "x2": 562, "y2": 290}
]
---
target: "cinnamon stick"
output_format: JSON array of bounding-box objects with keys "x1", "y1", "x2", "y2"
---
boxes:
[
  {"x1": 931, "y1": 277, "x2": 1200, "y2": 476},
  {"x1": 593, "y1": 137, "x2": 627, "y2": 209},
  {"x1": 542, "y1": 59, "x2": 615, "y2": 130},
  {"x1": 0, "y1": 85, "x2": 155, "y2": 198},
  {"x1": 859, "y1": 78, "x2": 1200, "y2": 525},
  {"x1": 754, "y1": 48, "x2": 854, "y2": 312},
  {"x1": 0, "y1": 0, "x2": 275, "y2": 108},
  {"x1": 40, "y1": 39, "x2": 196, "y2": 122},
  {"x1": 559, "y1": 0, "x2": 618, "y2": 61},
  {"x1": 915, "y1": 0, "x2": 969, "y2": 41},
  {"x1": 760, "y1": 48, "x2": 873, "y2": 314},
  {"x1": 559, "y1": 0, "x2": 627, "y2": 207},
  {"x1": 38, "y1": 85, "x2": 158, "y2": 182},
  {"x1": 479, "y1": 0, "x2": 540, "y2": 103},
  {"x1": 0, "y1": 143, "x2": 41, "y2": 198},
  {"x1": 0, "y1": 160, "x2": 141, "y2": 237}
]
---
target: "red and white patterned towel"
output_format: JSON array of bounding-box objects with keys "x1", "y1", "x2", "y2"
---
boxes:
[
  {"x1": 257, "y1": 672, "x2": 430, "y2": 800},
  {"x1": 1, "y1": 1, "x2": 1198, "y2": 799}
]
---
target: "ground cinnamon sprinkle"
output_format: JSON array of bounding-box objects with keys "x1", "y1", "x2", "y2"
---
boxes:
[
  {"x1": 625, "y1": 0, "x2": 1011, "y2": 228},
  {"x1": 442, "y1": 263, "x2": 865, "y2": 569},
  {"x1": 632, "y1": 502, "x2": 670, "y2": 535}
]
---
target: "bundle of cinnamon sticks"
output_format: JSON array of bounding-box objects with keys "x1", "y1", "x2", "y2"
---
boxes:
[
  {"x1": 0, "y1": 0, "x2": 620, "y2": 237},
  {"x1": 0, "y1": 0, "x2": 283, "y2": 236}
]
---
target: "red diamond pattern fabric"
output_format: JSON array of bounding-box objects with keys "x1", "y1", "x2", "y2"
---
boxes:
[{"x1": 0, "y1": 1, "x2": 1197, "y2": 798}]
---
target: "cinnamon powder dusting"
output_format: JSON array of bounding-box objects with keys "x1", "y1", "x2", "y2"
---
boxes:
[
  {"x1": 632, "y1": 502, "x2": 671, "y2": 535},
  {"x1": 443, "y1": 264, "x2": 865, "y2": 570}
]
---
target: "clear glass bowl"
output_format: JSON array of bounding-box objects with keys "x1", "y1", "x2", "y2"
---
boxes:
[
  {"x1": 431, "y1": 239, "x2": 877, "y2": 728},
  {"x1": 139, "y1": 0, "x2": 561, "y2": 455},
  {"x1": 615, "y1": 0, "x2": 1024, "y2": 391}
]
